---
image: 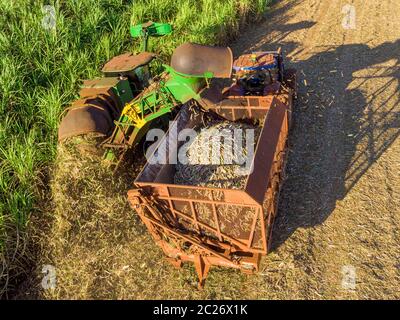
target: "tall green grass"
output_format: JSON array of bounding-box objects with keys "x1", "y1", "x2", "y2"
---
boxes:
[
  {"x1": 131, "y1": 0, "x2": 268, "y2": 54},
  {"x1": 0, "y1": 0, "x2": 270, "y2": 295}
]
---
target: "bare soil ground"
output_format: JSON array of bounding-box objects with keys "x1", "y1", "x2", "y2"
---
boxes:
[
  {"x1": 230, "y1": 0, "x2": 400, "y2": 299},
  {"x1": 19, "y1": 0, "x2": 399, "y2": 299}
]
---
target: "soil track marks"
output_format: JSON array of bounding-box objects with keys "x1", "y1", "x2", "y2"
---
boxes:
[{"x1": 232, "y1": 0, "x2": 400, "y2": 299}]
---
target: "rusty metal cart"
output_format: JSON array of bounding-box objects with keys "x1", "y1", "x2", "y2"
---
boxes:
[{"x1": 128, "y1": 51, "x2": 296, "y2": 287}]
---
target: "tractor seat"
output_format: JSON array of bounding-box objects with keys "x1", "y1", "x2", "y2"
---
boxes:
[
  {"x1": 171, "y1": 43, "x2": 233, "y2": 78},
  {"x1": 102, "y1": 52, "x2": 156, "y2": 73}
]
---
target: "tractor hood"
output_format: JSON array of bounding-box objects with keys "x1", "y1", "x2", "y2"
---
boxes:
[{"x1": 171, "y1": 43, "x2": 233, "y2": 78}]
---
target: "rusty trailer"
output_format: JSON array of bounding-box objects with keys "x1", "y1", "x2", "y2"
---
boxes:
[{"x1": 128, "y1": 55, "x2": 296, "y2": 287}]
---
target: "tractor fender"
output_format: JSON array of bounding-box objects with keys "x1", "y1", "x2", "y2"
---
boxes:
[{"x1": 58, "y1": 104, "x2": 114, "y2": 142}]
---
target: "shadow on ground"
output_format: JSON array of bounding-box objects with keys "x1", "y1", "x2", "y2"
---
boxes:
[{"x1": 234, "y1": 4, "x2": 400, "y2": 250}]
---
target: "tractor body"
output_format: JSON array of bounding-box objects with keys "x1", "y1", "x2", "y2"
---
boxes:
[{"x1": 58, "y1": 22, "x2": 232, "y2": 164}]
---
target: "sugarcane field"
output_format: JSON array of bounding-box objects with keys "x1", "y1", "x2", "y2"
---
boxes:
[{"x1": 0, "y1": 0, "x2": 399, "y2": 305}]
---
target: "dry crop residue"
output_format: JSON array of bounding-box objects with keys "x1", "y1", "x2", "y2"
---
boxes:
[{"x1": 27, "y1": 0, "x2": 399, "y2": 299}]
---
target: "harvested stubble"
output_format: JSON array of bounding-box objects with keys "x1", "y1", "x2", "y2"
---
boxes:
[
  {"x1": 38, "y1": 138, "x2": 248, "y2": 299},
  {"x1": 36, "y1": 137, "x2": 150, "y2": 298},
  {"x1": 174, "y1": 121, "x2": 261, "y2": 240}
]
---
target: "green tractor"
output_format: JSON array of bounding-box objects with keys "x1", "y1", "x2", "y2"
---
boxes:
[{"x1": 58, "y1": 22, "x2": 233, "y2": 163}]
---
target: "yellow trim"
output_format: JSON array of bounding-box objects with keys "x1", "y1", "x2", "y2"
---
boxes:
[{"x1": 121, "y1": 103, "x2": 146, "y2": 128}]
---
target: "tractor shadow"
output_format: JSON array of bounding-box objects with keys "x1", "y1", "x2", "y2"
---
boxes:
[
  {"x1": 231, "y1": 7, "x2": 400, "y2": 250},
  {"x1": 272, "y1": 40, "x2": 400, "y2": 250}
]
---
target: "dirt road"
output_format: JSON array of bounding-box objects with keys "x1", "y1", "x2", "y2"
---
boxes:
[
  {"x1": 28, "y1": 0, "x2": 399, "y2": 300},
  {"x1": 230, "y1": 0, "x2": 400, "y2": 299}
]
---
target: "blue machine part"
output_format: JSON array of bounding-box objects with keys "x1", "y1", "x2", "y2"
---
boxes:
[{"x1": 233, "y1": 57, "x2": 278, "y2": 72}]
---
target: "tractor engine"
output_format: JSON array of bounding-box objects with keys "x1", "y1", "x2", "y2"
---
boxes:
[{"x1": 232, "y1": 52, "x2": 283, "y2": 96}]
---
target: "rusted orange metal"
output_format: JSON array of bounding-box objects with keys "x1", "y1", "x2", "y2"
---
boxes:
[
  {"x1": 128, "y1": 57, "x2": 296, "y2": 287},
  {"x1": 58, "y1": 78, "x2": 123, "y2": 142}
]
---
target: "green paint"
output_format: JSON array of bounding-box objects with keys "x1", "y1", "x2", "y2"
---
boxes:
[{"x1": 130, "y1": 22, "x2": 172, "y2": 52}]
